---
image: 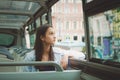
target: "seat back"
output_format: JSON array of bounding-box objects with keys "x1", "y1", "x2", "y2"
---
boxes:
[
  {"x1": 0, "y1": 70, "x2": 81, "y2": 80},
  {"x1": 0, "y1": 61, "x2": 81, "y2": 80},
  {"x1": 0, "y1": 54, "x2": 16, "y2": 72}
]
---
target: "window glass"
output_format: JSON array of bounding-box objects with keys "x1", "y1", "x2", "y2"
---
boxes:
[
  {"x1": 30, "y1": 34, "x2": 35, "y2": 48},
  {"x1": 28, "y1": 22, "x2": 36, "y2": 33},
  {"x1": 36, "y1": 17, "x2": 40, "y2": 28},
  {"x1": 41, "y1": 13, "x2": 48, "y2": 25},
  {"x1": 88, "y1": 8, "x2": 120, "y2": 62},
  {"x1": 73, "y1": 21, "x2": 77, "y2": 29},
  {"x1": 52, "y1": 0, "x2": 85, "y2": 54},
  {"x1": 0, "y1": 33, "x2": 15, "y2": 46},
  {"x1": 0, "y1": 1, "x2": 40, "y2": 29}
]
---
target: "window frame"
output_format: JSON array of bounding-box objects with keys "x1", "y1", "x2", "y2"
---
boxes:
[{"x1": 82, "y1": 0, "x2": 120, "y2": 68}]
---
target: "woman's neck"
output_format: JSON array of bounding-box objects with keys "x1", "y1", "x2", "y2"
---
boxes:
[
  {"x1": 43, "y1": 43, "x2": 51, "y2": 55},
  {"x1": 42, "y1": 44, "x2": 51, "y2": 61}
]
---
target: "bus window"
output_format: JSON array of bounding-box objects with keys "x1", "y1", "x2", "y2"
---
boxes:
[
  {"x1": 41, "y1": 13, "x2": 49, "y2": 24},
  {"x1": 29, "y1": 34, "x2": 35, "y2": 48},
  {"x1": 36, "y1": 17, "x2": 41, "y2": 28},
  {"x1": 68, "y1": 1, "x2": 120, "y2": 80},
  {"x1": 88, "y1": 7, "x2": 120, "y2": 64},
  {"x1": 51, "y1": 0, "x2": 86, "y2": 60}
]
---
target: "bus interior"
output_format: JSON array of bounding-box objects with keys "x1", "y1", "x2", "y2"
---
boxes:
[{"x1": 0, "y1": 0, "x2": 120, "y2": 80}]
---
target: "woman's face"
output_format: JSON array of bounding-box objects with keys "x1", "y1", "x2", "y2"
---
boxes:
[{"x1": 41, "y1": 27, "x2": 56, "y2": 45}]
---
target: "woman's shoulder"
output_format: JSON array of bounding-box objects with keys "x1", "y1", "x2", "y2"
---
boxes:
[
  {"x1": 53, "y1": 47, "x2": 66, "y2": 54},
  {"x1": 53, "y1": 47, "x2": 67, "y2": 60},
  {"x1": 24, "y1": 50, "x2": 35, "y2": 61}
]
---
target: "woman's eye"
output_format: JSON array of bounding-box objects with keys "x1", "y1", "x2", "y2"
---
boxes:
[{"x1": 50, "y1": 32, "x2": 54, "y2": 35}]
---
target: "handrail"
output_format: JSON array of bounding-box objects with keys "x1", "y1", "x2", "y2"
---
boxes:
[{"x1": 0, "y1": 61, "x2": 63, "y2": 72}]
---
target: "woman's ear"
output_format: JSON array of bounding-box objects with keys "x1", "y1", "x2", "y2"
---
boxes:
[{"x1": 40, "y1": 35, "x2": 44, "y2": 41}]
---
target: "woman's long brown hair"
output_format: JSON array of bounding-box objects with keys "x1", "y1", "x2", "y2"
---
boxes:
[{"x1": 34, "y1": 24, "x2": 54, "y2": 70}]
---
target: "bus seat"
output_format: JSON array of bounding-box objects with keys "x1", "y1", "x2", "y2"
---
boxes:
[
  {"x1": 0, "y1": 61, "x2": 81, "y2": 80},
  {"x1": 0, "y1": 46, "x2": 14, "y2": 60},
  {"x1": 0, "y1": 70, "x2": 81, "y2": 80},
  {"x1": 0, "y1": 58, "x2": 16, "y2": 72}
]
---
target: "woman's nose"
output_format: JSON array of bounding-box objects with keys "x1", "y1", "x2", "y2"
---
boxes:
[
  {"x1": 54, "y1": 36, "x2": 56, "y2": 39},
  {"x1": 54, "y1": 34, "x2": 56, "y2": 38}
]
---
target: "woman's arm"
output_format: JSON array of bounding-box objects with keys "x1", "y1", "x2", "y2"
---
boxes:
[
  {"x1": 60, "y1": 54, "x2": 68, "y2": 70},
  {"x1": 22, "y1": 50, "x2": 36, "y2": 72}
]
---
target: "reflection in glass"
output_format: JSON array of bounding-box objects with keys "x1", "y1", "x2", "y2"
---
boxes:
[
  {"x1": 89, "y1": 8, "x2": 120, "y2": 62},
  {"x1": 41, "y1": 13, "x2": 48, "y2": 24}
]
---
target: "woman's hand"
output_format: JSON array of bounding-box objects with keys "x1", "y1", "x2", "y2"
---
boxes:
[{"x1": 60, "y1": 54, "x2": 68, "y2": 70}]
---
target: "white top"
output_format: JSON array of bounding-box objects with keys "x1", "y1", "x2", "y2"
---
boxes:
[{"x1": 22, "y1": 48, "x2": 65, "y2": 72}]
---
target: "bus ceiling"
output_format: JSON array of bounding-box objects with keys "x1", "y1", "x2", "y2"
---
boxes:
[{"x1": 0, "y1": 0, "x2": 58, "y2": 30}]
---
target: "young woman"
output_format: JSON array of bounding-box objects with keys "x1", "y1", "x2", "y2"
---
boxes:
[{"x1": 23, "y1": 24, "x2": 68, "y2": 72}]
